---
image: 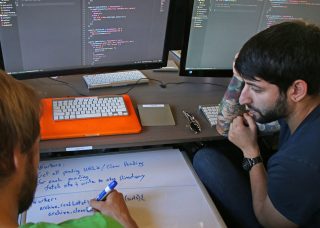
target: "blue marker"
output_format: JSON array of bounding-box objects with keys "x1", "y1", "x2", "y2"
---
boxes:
[{"x1": 87, "y1": 180, "x2": 118, "y2": 212}]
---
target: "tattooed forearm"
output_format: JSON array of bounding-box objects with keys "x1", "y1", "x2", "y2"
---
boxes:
[
  {"x1": 257, "y1": 121, "x2": 280, "y2": 133},
  {"x1": 216, "y1": 75, "x2": 246, "y2": 136}
]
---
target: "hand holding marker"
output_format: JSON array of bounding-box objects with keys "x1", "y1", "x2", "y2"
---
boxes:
[{"x1": 87, "y1": 180, "x2": 118, "y2": 212}]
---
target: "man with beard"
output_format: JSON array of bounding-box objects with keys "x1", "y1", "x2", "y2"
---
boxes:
[
  {"x1": 0, "y1": 71, "x2": 137, "y2": 228},
  {"x1": 193, "y1": 21, "x2": 320, "y2": 227}
]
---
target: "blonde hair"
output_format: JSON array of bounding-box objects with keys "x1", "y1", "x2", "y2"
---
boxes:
[{"x1": 0, "y1": 70, "x2": 41, "y2": 180}]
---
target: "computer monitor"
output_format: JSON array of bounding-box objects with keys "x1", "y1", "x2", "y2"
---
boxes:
[
  {"x1": 180, "y1": 0, "x2": 320, "y2": 77},
  {"x1": 0, "y1": 0, "x2": 171, "y2": 79},
  {"x1": 165, "y1": 0, "x2": 190, "y2": 50}
]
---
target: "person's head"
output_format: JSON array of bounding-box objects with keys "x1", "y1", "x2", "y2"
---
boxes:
[
  {"x1": 0, "y1": 70, "x2": 41, "y2": 213},
  {"x1": 235, "y1": 20, "x2": 320, "y2": 123}
]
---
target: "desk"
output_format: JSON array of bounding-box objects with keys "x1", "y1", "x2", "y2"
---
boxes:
[{"x1": 24, "y1": 70, "x2": 230, "y2": 153}]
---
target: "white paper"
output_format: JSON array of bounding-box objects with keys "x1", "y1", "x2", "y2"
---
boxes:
[{"x1": 26, "y1": 149, "x2": 225, "y2": 228}]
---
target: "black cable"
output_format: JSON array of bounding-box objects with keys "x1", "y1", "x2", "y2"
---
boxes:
[
  {"x1": 115, "y1": 78, "x2": 162, "y2": 95},
  {"x1": 48, "y1": 77, "x2": 88, "y2": 96},
  {"x1": 160, "y1": 81, "x2": 227, "y2": 89},
  {"x1": 48, "y1": 76, "x2": 227, "y2": 96},
  {"x1": 116, "y1": 78, "x2": 228, "y2": 94}
]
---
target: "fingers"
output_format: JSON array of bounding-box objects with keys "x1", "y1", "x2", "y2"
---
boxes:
[
  {"x1": 228, "y1": 116, "x2": 242, "y2": 139},
  {"x1": 243, "y1": 113, "x2": 256, "y2": 129},
  {"x1": 89, "y1": 190, "x2": 137, "y2": 228},
  {"x1": 107, "y1": 190, "x2": 123, "y2": 201},
  {"x1": 89, "y1": 190, "x2": 117, "y2": 211},
  {"x1": 90, "y1": 199, "x2": 103, "y2": 212},
  {"x1": 230, "y1": 116, "x2": 243, "y2": 127},
  {"x1": 89, "y1": 190, "x2": 125, "y2": 212},
  {"x1": 229, "y1": 114, "x2": 256, "y2": 135}
]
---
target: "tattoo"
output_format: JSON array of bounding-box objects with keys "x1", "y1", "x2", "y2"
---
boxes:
[
  {"x1": 223, "y1": 75, "x2": 245, "y2": 100},
  {"x1": 257, "y1": 121, "x2": 280, "y2": 133},
  {"x1": 216, "y1": 76, "x2": 280, "y2": 136},
  {"x1": 216, "y1": 76, "x2": 245, "y2": 136}
]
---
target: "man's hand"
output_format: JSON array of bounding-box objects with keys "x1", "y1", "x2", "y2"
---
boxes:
[
  {"x1": 228, "y1": 113, "x2": 260, "y2": 157},
  {"x1": 90, "y1": 190, "x2": 138, "y2": 228}
]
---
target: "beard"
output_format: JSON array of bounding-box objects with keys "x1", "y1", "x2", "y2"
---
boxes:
[
  {"x1": 248, "y1": 92, "x2": 288, "y2": 123},
  {"x1": 18, "y1": 155, "x2": 38, "y2": 214}
]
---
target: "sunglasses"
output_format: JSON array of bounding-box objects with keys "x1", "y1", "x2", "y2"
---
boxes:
[{"x1": 182, "y1": 110, "x2": 201, "y2": 134}]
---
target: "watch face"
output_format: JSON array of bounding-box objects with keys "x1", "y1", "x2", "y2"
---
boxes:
[
  {"x1": 242, "y1": 156, "x2": 262, "y2": 171},
  {"x1": 242, "y1": 158, "x2": 252, "y2": 171}
]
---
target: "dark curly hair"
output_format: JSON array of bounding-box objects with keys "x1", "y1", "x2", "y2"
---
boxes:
[{"x1": 235, "y1": 20, "x2": 320, "y2": 95}]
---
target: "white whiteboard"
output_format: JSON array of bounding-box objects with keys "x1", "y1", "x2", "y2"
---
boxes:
[{"x1": 26, "y1": 148, "x2": 225, "y2": 228}]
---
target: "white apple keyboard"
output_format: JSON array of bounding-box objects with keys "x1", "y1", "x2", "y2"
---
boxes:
[
  {"x1": 199, "y1": 104, "x2": 219, "y2": 127},
  {"x1": 83, "y1": 70, "x2": 149, "y2": 89}
]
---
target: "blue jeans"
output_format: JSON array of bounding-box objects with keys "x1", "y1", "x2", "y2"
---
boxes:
[{"x1": 193, "y1": 142, "x2": 261, "y2": 227}]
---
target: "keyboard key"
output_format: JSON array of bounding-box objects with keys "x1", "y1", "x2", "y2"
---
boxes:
[
  {"x1": 52, "y1": 95, "x2": 128, "y2": 121},
  {"x1": 199, "y1": 105, "x2": 219, "y2": 127}
]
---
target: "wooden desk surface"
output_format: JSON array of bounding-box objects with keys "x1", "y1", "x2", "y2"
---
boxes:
[{"x1": 24, "y1": 70, "x2": 231, "y2": 153}]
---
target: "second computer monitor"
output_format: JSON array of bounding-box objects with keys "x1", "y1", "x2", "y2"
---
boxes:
[{"x1": 180, "y1": 0, "x2": 320, "y2": 77}]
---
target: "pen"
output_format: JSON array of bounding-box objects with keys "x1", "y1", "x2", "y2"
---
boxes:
[{"x1": 87, "y1": 180, "x2": 118, "y2": 212}]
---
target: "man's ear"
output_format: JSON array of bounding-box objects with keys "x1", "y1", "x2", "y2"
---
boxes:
[{"x1": 287, "y1": 80, "x2": 308, "y2": 102}]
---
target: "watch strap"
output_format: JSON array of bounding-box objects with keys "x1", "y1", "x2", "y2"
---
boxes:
[{"x1": 242, "y1": 156, "x2": 262, "y2": 171}]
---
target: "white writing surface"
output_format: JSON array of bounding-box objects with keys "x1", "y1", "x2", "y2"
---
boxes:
[{"x1": 26, "y1": 149, "x2": 225, "y2": 227}]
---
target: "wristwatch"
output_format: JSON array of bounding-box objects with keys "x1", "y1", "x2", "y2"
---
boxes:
[{"x1": 242, "y1": 156, "x2": 262, "y2": 171}]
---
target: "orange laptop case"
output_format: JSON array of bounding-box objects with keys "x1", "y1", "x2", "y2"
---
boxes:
[{"x1": 40, "y1": 94, "x2": 142, "y2": 140}]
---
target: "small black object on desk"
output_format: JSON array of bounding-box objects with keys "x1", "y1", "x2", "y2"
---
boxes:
[{"x1": 182, "y1": 110, "x2": 201, "y2": 134}]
